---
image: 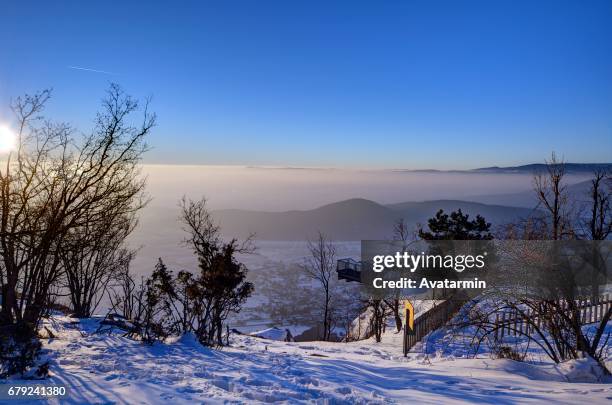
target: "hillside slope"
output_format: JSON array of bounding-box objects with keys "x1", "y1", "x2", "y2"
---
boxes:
[{"x1": 213, "y1": 198, "x2": 536, "y2": 240}]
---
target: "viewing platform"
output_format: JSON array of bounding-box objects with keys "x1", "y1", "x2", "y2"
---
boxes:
[{"x1": 336, "y1": 258, "x2": 362, "y2": 283}]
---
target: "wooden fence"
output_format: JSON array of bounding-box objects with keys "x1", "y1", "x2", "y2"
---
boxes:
[
  {"x1": 494, "y1": 294, "x2": 612, "y2": 340},
  {"x1": 403, "y1": 294, "x2": 468, "y2": 356},
  {"x1": 402, "y1": 294, "x2": 612, "y2": 356}
]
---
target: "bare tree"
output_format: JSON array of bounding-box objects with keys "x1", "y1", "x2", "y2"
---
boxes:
[
  {"x1": 304, "y1": 232, "x2": 337, "y2": 341},
  {"x1": 109, "y1": 265, "x2": 140, "y2": 322},
  {"x1": 579, "y1": 169, "x2": 612, "y2": 360},
  {"x1": 105, "y1": 260, "x2": 175, "y2": 344},
  {"x1": 363, "y1": 298, "x2": 391, "y2": 343},
  {"x1": 462, "y1": 283, "x2": 610, "y2": 368},
  {"x1": 582, "y1": 169, "x2": 612, "y2": 241},
  {"x1": 393, "y1": 218, "x2": 413, "y2": 247},
  {"x1": 533, "y1": 152, "x2": 570, "y2": 240},
  {"x1": 465, "y1": 159, "x2": 612, "y2": 372},
  {"x1": 533, "y1": 160, "x2": 612, "y2": 364},
  {"x1": 387, "y1": 217, "x2": 414, "y2": 332},
  {"x1": 0, "y1": 84, "x2": 154, "y2": 329},
  {"x1": 61, "y1": 210, "x2": 137, "y2": 318},
  {"x1": 179, "y1": 196, "x2": 221, "y2": 263}
]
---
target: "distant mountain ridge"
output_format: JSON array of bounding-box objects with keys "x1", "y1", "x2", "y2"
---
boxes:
[
  {"x1": 473, "y1": 163, "x2": 611, "y2": 174},
  {"x1": 389, "y1": 163, "x2": 610, "y2": 174},
  {"x1": 212, "y1": 198, "x2": 537, "y2": 240}
]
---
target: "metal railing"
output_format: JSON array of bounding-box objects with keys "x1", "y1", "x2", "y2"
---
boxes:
[{"x1": 336, "y1": 258, "x2": 362, "y2": 282}]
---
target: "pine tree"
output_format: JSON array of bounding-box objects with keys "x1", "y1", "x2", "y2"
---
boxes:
[{"x1": 418, "y1": 209, "x2": 493, "y2": 240}]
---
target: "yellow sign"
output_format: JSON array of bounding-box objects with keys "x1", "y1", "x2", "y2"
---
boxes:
[{"x1": 405, "y1": 300, "x2": 414, "y2": 331}]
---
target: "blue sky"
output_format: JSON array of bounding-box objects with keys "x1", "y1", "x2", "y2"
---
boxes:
[{"x1": 1, "y1": 0, "x2": 611, "y2": 169}]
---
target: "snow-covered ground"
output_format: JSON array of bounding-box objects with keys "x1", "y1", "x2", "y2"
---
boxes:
[{"x1": 4, "y1": 315, "x2": 611, "y2": 404}]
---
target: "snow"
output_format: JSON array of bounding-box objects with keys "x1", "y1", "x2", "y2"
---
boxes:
[
  {"x1": 558, "y1": 357, "x2": 609, "y2": 383},
  {"x1": 250, "y1": 327, "x2": 295, "y2": 342},
  {"x1": 415, "y1": 298, "x2": 612, "y2": 370},
  {"x1": 3, "y1": 315, "x2": 610, "y2": 404}
]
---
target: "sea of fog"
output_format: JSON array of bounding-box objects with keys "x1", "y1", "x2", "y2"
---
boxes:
[
  {"x1": 138, "y1": 165, "x2": 590, "y2": 211},
  {"x1": 127, "y1": 165, "x2": 590, "y2": 278}
]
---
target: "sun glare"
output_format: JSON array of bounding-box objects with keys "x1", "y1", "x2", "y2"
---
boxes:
[{"x1": 0, "y1": 125, "x2": 17, "y2": 153}]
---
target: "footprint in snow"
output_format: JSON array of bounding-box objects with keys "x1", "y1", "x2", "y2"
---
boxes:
[
  {"x1": 178, "y1": 386, "x2": 203, "y2": 394},
  {"x1": 335, "y1": 386, "x2": 352, "y2": 395}
]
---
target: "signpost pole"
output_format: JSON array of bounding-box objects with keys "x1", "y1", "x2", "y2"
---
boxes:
[{"x1": 403, "y1": 300, "x2": 414, "y2": 357}]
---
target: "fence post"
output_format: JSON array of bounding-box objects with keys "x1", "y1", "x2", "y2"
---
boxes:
[
  {"x1": 403, "y1": 320, "x2": 407, "y2": 357},
  {"x1": 587, "y1": 302, "x2": 592, "y2": 324},
  {"x1": 597, "y1": 300, "x2": 603, "y2": 322},
  {"x1": 495, "y1": 313, "x2": 499, "y2": 340}
]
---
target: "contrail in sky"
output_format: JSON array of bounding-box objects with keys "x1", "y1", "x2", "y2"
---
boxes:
[{"x1": 68, "y1": 66, "x2": 116, "y2": 75}]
